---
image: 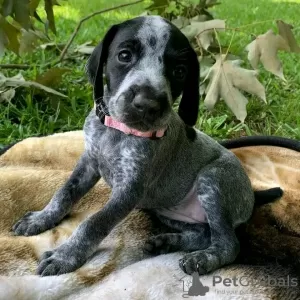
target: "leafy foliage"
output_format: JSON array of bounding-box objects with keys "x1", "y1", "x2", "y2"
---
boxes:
[
  {"x1": 146, "y1": 0, "x2": 300, "y2": 122},
  {"x1": 0, "y1": 0, "x2": 299, "y2": 145},
  {"x1": 146, "y1": 0, "x2": 218, "y2": 20},
  {"x1": 0, "y1": 0, "x2": 62, "y2": 55}
]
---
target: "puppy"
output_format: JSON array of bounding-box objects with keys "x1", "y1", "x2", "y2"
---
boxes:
[{"x1": 13, "y1": 15, "x2": 277, "y2": 276}]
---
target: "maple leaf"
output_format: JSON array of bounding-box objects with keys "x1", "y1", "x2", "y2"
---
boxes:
[
  {"x1": 181, "y1": 19, "x2": 225, "y2": 50},
  {"x1": 276, "y1": 20, "x2": 300, "y2": 53},
  {"x1": 171, "y1": 16, "x2": 190, "y2": 29},
  {"x1": 199, "y1": 56, "x2": 214, "y2": 95},
  {"x1": 204, "y1": 55, "x2": 266, "y2": 123},
  {"x1": 245, "y1": 29, "x2": 290, "y2": 80}
]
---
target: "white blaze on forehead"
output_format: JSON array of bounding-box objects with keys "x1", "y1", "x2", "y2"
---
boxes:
[
  {"x1": 113, "y1": 16, "x2": 171, "y2": 101},
  {"x1": 136, "y1": 16, "x2": 170, "y2": 87},
  {"x1": 137, "y1": 16, "x2": 170, "y2": 55}
]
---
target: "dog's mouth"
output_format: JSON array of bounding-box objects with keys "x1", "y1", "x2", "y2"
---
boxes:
[
  {"x1": 117, "y1": 109, "x2": 170, "y2": 132},
  {"x1": 108, "y1": 92, "x2": 171, "y2": 132}
]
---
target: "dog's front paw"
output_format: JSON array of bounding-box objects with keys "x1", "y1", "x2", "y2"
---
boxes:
[
  {"x1": 12, "y1": 211, "x2": 58, "y2": 236},
  {"x1": 37, "y1": 245, "x2": 86, "y2": 276},
  {"x1": 179, "y1": 244, "x2": 238, "y2": 275},
  {"x1": 179, "y1": 250, "x2": 218, "y2": 275}
]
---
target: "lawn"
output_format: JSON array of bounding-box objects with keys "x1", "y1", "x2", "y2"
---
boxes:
[{"x1": 0, "y1": 0, "x2": 300, "y2": 146}]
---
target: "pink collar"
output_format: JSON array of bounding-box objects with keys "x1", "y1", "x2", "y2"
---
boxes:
[{"x1": 104, "y1": 115, "x2": 166, "y2": 138}]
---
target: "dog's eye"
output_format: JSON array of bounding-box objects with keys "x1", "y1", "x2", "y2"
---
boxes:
[
  {"x1": 173, "y1": 65, "x2": 187, "y2": 80},
  {"x1": 118, "y1": 50, "x2": 132, "y2": 63}
]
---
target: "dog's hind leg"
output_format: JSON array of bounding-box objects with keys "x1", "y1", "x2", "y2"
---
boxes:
[
  {"x1": 144, "y1": 215, "x2": 210, "y2": 254},
  {"x1": 179, "y1": 175, "x2": 241, "y2": 275}
]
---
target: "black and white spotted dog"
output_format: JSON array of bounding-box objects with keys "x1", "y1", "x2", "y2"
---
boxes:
[{"x1": 13, "y1": 15, "x2": 281, "y2": 276}]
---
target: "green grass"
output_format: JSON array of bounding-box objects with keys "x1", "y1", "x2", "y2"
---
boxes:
[{"x1": 1, "y1": 0, "x2": 300, "y2": 146}]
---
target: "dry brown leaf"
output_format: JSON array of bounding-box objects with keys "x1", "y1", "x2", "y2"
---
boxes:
[
  {"x1": 245, "y1": 29, "x2": 290, "y2": 80},
  {"x1": 171, "y1": 16, "x2": 190, "y2": 29},
  {"x1": 35, "y1": 67, "x2": 70, "y2": 88},
  {"x1": 181, "y1": 19, "x2": 225, "y2": 50},
  {"x1": 0, "y1": 72, "x2": 67, "y2": 98},
  {"x1": 204, "y1": 55, "x2": 266, "y2": 122},
  {"x1": 199, "y1": 56, "x2": 214, "y2": 95},
  {"x1": 276, "y1": 20, "x2": 300, "y2": 53},
  {"x1": 75, "y1": 41, "x2": 95, "y2": 55},
  {"x1": 19, "y1": 29, "x2": 39, "y2": 54},
  {"x1": 0, "y1": 89, "x2": 15, "y2": 102}
]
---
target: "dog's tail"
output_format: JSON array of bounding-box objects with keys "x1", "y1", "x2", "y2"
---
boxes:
[
  {"x1": 219, "y1": 135, "x2": 300, "y2": 152},
  {"x1": 253, "y1": 187, "x2": 283, "y2": 206}
]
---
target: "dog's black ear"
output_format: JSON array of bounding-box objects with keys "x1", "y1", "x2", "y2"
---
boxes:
[
  {"x1": 178, "y1": 50, "x2": 200, "y2": 127},
  {"x1": 86, "y1": 25, "x2": 119, "y2": 101}
]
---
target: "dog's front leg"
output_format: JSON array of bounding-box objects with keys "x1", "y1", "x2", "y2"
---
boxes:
[
  {"x1": 12, "y1": 152, "x2": 100, "y2": 236},
  {"x1": 36, "y1": 184, "x2": 141, "y2": 276}
]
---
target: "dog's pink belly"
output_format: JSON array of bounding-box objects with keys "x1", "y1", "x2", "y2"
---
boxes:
[{"x1": 155, "y1": 184, "x2": 207, "y2": 223}]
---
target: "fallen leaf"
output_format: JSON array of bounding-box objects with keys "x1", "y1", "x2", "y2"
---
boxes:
[
  {"x1": 44, "y1": 0, "x2": 56, "y2": 34},
  {"x1": 204, "y1": 55, "x2": 266, "y2": 122},
  {"x1": 199, "y1": 56, "x2": 215, "y2": 95},
  {"x1": 19, "y1": 29, "x2": 39, "y2": 54},
  {"x1": 276, "y1": 20, "x2": 300, "y2": 53},
  {"x1": 0, "y1": 72, "x2": 67, "y2": 98},
  {"x1": 75, "y1": 41, "x2": 95, "y2": 55},
  {"x1": 0, "y1": 89, "x2": 15, "y2": 102},
  {"x1": 0, "y1": 16, "x2": 20, "y2": 54},
  {"x1": 35, "y1": 67, "x2": 70, "y2": 87},
  {"x1": 27, "y1": 80, "x2": 67, "y2": 97},
  {"x1": 172, "y1": 16, "x2": 190, "y2": 29},
  {"x1": 181, "y1": 19, "x2": 225, "y2": 50},
  {"x1": 245, "y1": 29, "x2": 290, "y2": 80},
  {"x1": 190, "y1": 14, "x2": 210, "y2": 23}
]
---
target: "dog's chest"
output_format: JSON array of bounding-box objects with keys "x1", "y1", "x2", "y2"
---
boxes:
[{"x1": 89, "y1": 130, "x2": 148, "y2": 187}]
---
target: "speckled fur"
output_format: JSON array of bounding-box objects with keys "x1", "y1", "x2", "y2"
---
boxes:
[{"x1": 12, "y1": 16, "x2": 255, "y2": 276}]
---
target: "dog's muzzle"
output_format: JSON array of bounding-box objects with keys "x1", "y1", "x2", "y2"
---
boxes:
[{"x1": 124, "y1": 84, "x2": 168, "y2": 122}]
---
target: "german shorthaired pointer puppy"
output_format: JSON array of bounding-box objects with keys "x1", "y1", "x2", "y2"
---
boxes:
[{"x1": 13, "y1": 15, "x2": 282, "y2": 276}]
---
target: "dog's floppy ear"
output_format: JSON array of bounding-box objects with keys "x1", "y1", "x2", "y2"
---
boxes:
[
  {"x1": 178, "y1": 50, "x2": 200, "y2": 127},
  {"x1": 86, "y1": 25, "x2": 119, "y2": 101}
]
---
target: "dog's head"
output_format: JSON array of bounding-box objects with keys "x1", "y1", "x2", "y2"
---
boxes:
[{"x1": 86, "y1": 15, "x2": 200, "y2": 131}]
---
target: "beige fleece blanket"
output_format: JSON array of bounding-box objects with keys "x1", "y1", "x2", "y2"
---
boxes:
[{"x1": 0, "y1": 131, "x2": 300, "y2": 300}]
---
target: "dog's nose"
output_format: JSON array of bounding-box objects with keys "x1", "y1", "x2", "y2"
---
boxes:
[{"x1": 133, "y1": 95, "x2": 161, "y2": 114}]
